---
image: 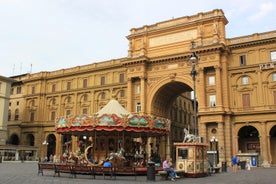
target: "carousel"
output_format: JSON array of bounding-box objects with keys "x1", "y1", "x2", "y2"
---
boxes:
[{"x1": 55, "y1": 99, "x2": 171, "y2": 174}]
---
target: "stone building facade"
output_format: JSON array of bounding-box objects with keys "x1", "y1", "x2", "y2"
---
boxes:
[{"x1": 5, "y1": 9, "x2": 276, "y2": 167}]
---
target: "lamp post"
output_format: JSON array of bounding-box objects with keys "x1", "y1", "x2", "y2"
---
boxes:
[
  {"x1": 189, "y1": 42, "x2": 199, "y2": 137},
  {"x1": 210, "y1": 136, "x2": 218, "y2": 167}
]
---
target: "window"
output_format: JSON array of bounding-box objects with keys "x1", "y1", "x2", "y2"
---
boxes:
[
  {"x1": 14, "y1": 109, "x2": 19, "y2": 120},
  {"x1": 0, "y1": 82, "x2": 1, "y2": 92},
  {"x1": 240, "y1": 55, "x2": 246, "y2": 66},
  {"x1": 101, "y1": 92, "x2": 105, "y2": 99},
  {"x1": 241, "y1": 76, "x2": 249, "y2": 85},
  {"x1": 31, "y1": 86, "x2": 35, "y2": 94},
  {"x1": 30, "y1": 112, "x2": 35, "y2": 122},
  {"x1": 83, "y1": 94, "x2": 88, "y2": 101},
  {"x1": 31, "y1": 100, "x2": 35, "y2": 106},
  {"x1": 120, "y1": 90, "x2": 125, "y2": 98},
  {"x1": 136, "y1": 102, "x2": 141, "y2": 112},
  {"x1": 83, "y1": 79, "x2": 88, "y2": 88},
  {"x1": 242, "y1": 94, "x2": 250, "y2": 107},
  {"x1": 16, "y1": 101, "x2": 19, "y2": 106},
  {"x1": 52, "y1": 98, "x2": 56, "y2": 105},
  {"x1": 209, "y1": 95, "x2": 216, "y2": 107},
  {"x1": 82, "y1": 108, "x2": 88, "y2": 115},
  {"x1": 209, "y1": 76, "x2": 215, "y2": 85},
  {"x1": 67, "y1": 82, "x2": 71, "y2": 90},
  {"x1": 136, "y1": 85, "x2": 141, "y2": 94},
  {"x1": 67, "y1": 96, "x2": 71, "y2": 103},
  {"x1": 271, "y1": 51, "x2": 276, "y2": 62},
  {"x1": 52, "y1": 84, "x2": 56, "y2": 92},
  {"x1": 8, "y1": 110, "x2": 11, "y2": 121},
  {"x1": 10, "y1": 88, "x2": 14, "y2": 95},
  {"x1": 119, "y1": 73, "x2": 124, "y2": 83},
  {"x1": 51, "y1": 111, "x2": 56, "y2": 121},
  {"x1": 66, "y1": 110, "x2": 71, "y2": 117},
  {"x1": 16, "y1": 86, "x2": 22, "y2": 94},
  {"x1": 273, "y1": 73, "x2": 276, "y2": 81},
  {"x1": 101, "y1": 76, "x2": 105, "y2": 85}
]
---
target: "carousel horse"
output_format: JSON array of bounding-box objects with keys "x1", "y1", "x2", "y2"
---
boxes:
[
  {"x1": 183, "y1": 128, "x2": 196, "y2": 143},
  {"x1": 108, "y1": 147, "x2": 126, "y2": 161}
]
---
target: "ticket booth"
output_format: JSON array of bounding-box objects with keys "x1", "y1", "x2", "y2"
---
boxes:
[{"x1": 174, "y1": 143, "x2": 208, "y2": 177}]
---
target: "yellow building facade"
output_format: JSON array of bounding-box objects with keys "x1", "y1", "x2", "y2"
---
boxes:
[{"x1": 5, "y1": 9, "x2": 276, "y2": 167}]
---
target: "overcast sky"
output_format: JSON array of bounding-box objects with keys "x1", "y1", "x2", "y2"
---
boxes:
[{"x1": 0, "y1": 0, "x2": 275, "y2": 77}]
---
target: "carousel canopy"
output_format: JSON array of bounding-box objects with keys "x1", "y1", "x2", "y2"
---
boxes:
[
  {"x1": 56, "y1": 99, "x2": 170, "y2": 136},
  {"x1": 97, "y1": 98, "x2": 132, "y2": 118}
]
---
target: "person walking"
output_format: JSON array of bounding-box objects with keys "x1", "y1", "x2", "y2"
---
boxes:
[{"x1": 232, "y1": 155, "x2": 239, "y2": 173}]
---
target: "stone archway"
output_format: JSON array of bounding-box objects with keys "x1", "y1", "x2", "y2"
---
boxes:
[
  {"x1": 10, "y1": 134, "x2": 19, "y2": 145},
  {"x1": 26, "y1": 134, "x2": 35, "y2": 146},
  {"x1": 46, "y1": 134, "x2": 56, "y2": 160},
  {"x1": 269, "y1": 125, "x2": 276, "y2": 165},
  {"x1": 238, "y1": 126, "x2": 260, "y2": 153},
  {"x1": 148, "y1": 79, "x2": 194, "y2": 160}
]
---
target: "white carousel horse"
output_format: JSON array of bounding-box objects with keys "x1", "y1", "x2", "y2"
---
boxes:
[
  {"x1": 108, "y1": 148, "x2": 126, "y2": 161},
  {"x1": 183, "y1": 128, "x2": 196, "y2": 143}
]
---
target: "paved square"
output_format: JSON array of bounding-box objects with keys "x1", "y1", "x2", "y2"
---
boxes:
[{"x1": 0, "y1": 162, "x2": 275, "y2": 184}]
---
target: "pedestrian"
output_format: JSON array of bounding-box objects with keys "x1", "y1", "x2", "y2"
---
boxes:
[
  {"x1": 232, "y1": 155, "x2": 239, "y2": 173},
  {"x1": 162, "y1": 157, "x2": 180, "y2": 181},
  {"x1": 103, "y1": 158, "x2": 112, "y2": 167}
]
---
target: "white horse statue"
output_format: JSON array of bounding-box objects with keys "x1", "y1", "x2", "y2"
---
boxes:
[{"x1": 183, "y1": 128, "x2": 196, "y2": 143}]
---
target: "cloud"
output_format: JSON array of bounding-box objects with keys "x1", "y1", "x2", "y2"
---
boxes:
[{"x1": 248, "y1": 2, "x2": 274, "y2": 22}]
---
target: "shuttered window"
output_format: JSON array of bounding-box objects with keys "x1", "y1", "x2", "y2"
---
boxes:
[{"x1": 242, "y1": 94, "x2": 250, "y2": 107}]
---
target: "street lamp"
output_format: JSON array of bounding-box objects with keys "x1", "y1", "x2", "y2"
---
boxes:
[
  {"x1": 210, "y1": 136, "x2": 219, "y2": 167},
  {"x1": 189, "y1": 41, "x2": 199, "y2": 137}
]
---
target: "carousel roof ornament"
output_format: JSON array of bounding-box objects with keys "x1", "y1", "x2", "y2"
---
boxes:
[{"x1": 56, "y1": 99, "x2": 170, "y2": 135}]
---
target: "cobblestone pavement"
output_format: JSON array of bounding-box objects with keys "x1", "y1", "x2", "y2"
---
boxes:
[{"x1": 0, "y1": 162, "x2": 275, "y2": 184}]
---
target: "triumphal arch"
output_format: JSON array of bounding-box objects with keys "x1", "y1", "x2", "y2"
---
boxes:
[{"x1": 124, "y1": 9, "x2": 231, "y2": 162}]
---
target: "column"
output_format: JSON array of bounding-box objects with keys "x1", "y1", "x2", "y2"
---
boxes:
[
  {"x1": 71, "y1": 136, "x2": 78, "y2": 152},
  {"x1": 160, "y1": 136, "x2": 166, "y2": 160},
  {"x1": 127, "y1": 78, "x2": 132, "y2": 112},
  {"x1": 198, "y1": 67, "x2": 206, "y2": 110},
  {"x1": 221, "y1": 53, "x2": 230, "y2": 111},
  {"x1": 140, "y1": 76, "x2": 146, "y2": 113},
  {"x1": 55, "y1": 134, "x2": 62, "y2": 161},
  {"x1": 165, "y1": 135, "x2": 171, "y2": 159},
  {"x1": 199, "y1": 122, "x2": 207, "y2": 143},
  {"x1": 261, "y1": 122, "x2": 270, "y2": 167},
  {"x1": 215, "y1": 65, "x2": 222, "y2": 109},
  {"x1": 217, "y1": 122, "x2": 225, "y2": 162},
  {"x1": 224, "y1": 116, "x2": 232, "y2": 164}
]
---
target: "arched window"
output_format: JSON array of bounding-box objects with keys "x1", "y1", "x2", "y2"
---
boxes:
[
  {"x1": 15, "y1": 109, "x2": 19, "y2": 120},
  {"x1": 8, "y1": 110, "x2": 11, "y2": 121},
  {"x1": 83, "y1": 79, "x2": 88, "y2": 88}
]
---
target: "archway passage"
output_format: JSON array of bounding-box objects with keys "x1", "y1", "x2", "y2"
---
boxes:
[
  {"x1": 46, "y1": 134, "x2": 56, "y2": 160},
  {"x1": 151, "y1": 81, "x2": 195, "y2": 161},
  {"x1": 151, "y1": 81, "x2": 193, "y2": 118},
  {"x1": 238, "y1": 126, "x2": 260, "y2": 153},
  {"x1": 10, "y1": 134, "x2": 19, "y2": 145},
  {"x1": 270, "y1": 125, "x2": 276, "y2": 166},
  {"x1": 26, "y1": 134, "x2": 35, "y2": 146}
]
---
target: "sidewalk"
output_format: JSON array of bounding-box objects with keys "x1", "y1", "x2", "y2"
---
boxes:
[{"x1": 0, "y1": 162, "x2": 275, "y2": 184}]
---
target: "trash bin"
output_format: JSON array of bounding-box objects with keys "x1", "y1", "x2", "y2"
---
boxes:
[
  {"x1": 147, "y1": 161, "x2": 156, "y2": 181},
  {"x1": 221, "y1": 161, "x2": 227, "y2": 172},
  {"x1": 239, "y1": 161, "x2": 246, "y2": 170}
]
